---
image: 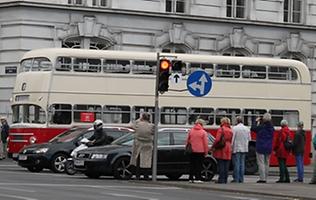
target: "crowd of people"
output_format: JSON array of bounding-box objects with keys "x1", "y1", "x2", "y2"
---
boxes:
[{"x1": 186, "y1": 113, "x2": 316, "y2": 184}]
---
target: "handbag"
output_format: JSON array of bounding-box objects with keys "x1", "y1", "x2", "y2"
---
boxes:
[
  {"x1": 214, "y1": 127, "x2": 226, "y2": 150},
  {"x1": 185, "y1": 142, "x2": 193, "y2": 154}
]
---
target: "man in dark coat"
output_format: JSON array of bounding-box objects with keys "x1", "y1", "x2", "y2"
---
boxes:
[
  {"x1": 88, "y1": 120, "x2": 113, "y2": 147},
  {"x1": 0, "y1": 117, "x2": 9, "y2": 159},
  {"x1": 293, "y1": 121, "x2": 305, "y2": 182}
]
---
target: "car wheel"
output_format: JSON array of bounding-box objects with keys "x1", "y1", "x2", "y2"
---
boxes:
[
  {"x1": 65, "y1": 160, "x2": 76, "y2": 175},
  {"x1": 165, "y1": 173, "x2": 182, "y2": 180},
  {"x1": 50, "y1": 153, "x2": 68, "y2": 173},
  {"x1": 245, "y1": 145, "x2": 258, "y2": 175},
  {"x1": 201, "y1": 158, "x2": 217, "y2": 181},
  {"x1": 27, "y1": 166, "x2": 43, "y2": 173},
  {"x1": 84, "y1": 171, "x2": 101, "y2": 179},
  {"x1": 113, "y1": 157, "x2": 133, "y2": 180}
]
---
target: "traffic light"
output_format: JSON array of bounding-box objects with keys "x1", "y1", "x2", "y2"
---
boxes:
[
  {"x1": 158, "y1": 59, "x2": 171, "y2": 93},
  {"x1": 172, "y1": 60, "x2": 184, "y2": 72}
]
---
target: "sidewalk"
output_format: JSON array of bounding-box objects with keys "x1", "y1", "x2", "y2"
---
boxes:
[{"x1": 136, "y1": 167, "x2": 316, "y2": 200}]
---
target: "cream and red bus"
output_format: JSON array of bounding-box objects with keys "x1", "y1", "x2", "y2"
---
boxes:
[{"x1": 9, "y1": 48, "x2": 312, "y2": 173}]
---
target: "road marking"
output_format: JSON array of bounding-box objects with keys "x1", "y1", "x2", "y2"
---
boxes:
[
  {"x1": 0, "y1": 194, "x2": 38, "y2": 200},
  {"x1": 221, "y1": 196, "x2": 260, "y2": 200},
  {"x1": 0, "y1": 186, "x2": 35, "y2": 193},
  {"x1": 107, "y1": 193, "x2": 159, "y2": 200}
]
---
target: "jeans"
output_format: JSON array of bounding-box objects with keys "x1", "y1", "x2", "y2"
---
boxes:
[
  {"x1": 256, "y1": 153, "x2": 270, "y2": 181},
  {"x1": 189, "y1": 153, "x2": 204, "y2": 181},
  {"x1": 295, "y1": 154, "x2": 304, "y2": 181},
  {"x1": 218, "y1": 159, "x2": 230, "y2": 183},
  {"x1": 233, "y1": 152, "x2": 247, "y2": 183}
]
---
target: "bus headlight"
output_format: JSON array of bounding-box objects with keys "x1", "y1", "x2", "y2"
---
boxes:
[
  {"x1": 91, "y1": 154, "x2": 108, "y2": 160},
  {"x1": 35, "y1": 148, "x2": 49, "y2": 154},
  {"x1": 29, "y1": 136, "x2": 37, "y2": 144}
]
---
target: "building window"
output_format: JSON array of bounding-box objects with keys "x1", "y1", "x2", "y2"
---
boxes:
[
  {"x1": 166, "y1": 0, "x2": 185, "y2": 13},
  {"x1": 226, "y1": 0, "x2": 246, "y2": 18},
  {"x1": 284, "y1": 0, "x2": 302, "y2": 23},
  {"x1": 92, "y1": 0, "x2": 107, "y2": 7}
]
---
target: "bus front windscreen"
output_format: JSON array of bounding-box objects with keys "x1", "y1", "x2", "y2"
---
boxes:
[{"x1": 12, "y1": 104, "x2": 46, "y2": 124}]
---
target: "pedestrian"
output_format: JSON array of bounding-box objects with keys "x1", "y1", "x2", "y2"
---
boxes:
[
  {"x1": 309, "y1": 133, "x2": 316, "y2": 184},
  {"x1": 292, "y1": 121, "x2": 305, "y2": 183},
  {"x1": 231, "y1": 116, "x2": 251, "y2": 183},
  {"x1": 186, "y1": 118, "x2": 209, "y2": 183},
  {"x1": 0, "y1": 116, "x2": 9, "y2": 160},
  {"x1": 211, "y1": 117, "x2": 233, "y2": 184},
  {"x1": 251, "y1": 113, "x2": 274, "y2": 183},
  {"x1": 273, "y1": 119, "x2": 291, "y2": 183},
  {"x1": 129, "y1": 112, "x2": 154, "y2": 180}
]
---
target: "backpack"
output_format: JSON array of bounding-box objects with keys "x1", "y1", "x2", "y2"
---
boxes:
[{"x1": 284, "y1": 133, "x2": 293, "y2": 151}]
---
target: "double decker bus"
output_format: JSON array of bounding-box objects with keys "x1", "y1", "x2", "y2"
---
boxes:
[{"x1": 9, "y1": 48, "x2": 312, "y2": 173}]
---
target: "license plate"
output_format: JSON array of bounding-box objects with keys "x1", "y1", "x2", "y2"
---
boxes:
[
  {"x1": 18, "y1": 155, "x2": 27, "y2": 161},
  {"x1": 74, "y1": 160, "x2": 84, "y2": 166},
  {"x1": 13, "y1": 153, "x2": 18, "y2": 158}
]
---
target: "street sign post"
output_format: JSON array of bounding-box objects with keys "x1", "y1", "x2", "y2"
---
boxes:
[{"x1": 187, "y1": 70, "x2": 212, "y2": 97}]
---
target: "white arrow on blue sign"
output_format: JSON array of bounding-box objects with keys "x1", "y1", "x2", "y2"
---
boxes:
[{"x1": 187, "y1": 70, "x2": 212, "y2": 97}]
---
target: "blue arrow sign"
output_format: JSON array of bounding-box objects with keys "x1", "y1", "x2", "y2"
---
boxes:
[{"x1": 187, "y1": 70, "x2": 212, "y2": 97}]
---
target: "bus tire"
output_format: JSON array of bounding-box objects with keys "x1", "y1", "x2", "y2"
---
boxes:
[
  {"x1": 245, "y1": 145, "x2": 258, "y2": 175},
  {"x1": 50, "y1": 153, "x2": 68, "y2": 173}
]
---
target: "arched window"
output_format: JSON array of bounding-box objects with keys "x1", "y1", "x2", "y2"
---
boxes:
[
  {"x1": 280, "y1": 52, "x2": 306, "y2": 63},
  {"x1": 222, "y1": 48, "x2": 250, "y2": 57},
  {"x1": 62, "y1": 36, "x2": 114, "y2": 50},
  {"x1": 162, "y1": 44, "x2": 190, "y2": 53}
]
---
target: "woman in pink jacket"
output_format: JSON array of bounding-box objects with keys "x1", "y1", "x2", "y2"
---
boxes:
[
  {"x1": 211, "y1": 117, "x2": 233, "y2": 184},
  {"x1": 186, "y1": 119, "x2": 209, "y2": 183}
]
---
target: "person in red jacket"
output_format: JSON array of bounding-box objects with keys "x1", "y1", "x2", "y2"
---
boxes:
[
  {"x1": 273, "y1": 119, "x2": 291, "y2": 183},
  {"x1": 211, "y1": 117, "x2": 233, "y2": 184},
  {"x1": 186, "y1": 118, "x2": 209, "y2": 183}
]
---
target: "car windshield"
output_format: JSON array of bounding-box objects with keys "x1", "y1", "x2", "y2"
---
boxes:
[
  {"x1": 49, "y1": 128, "x2": 87, "y2": 143},
  {"x1": 112, "y1": 133, "x2": 134, "y2": 146}
]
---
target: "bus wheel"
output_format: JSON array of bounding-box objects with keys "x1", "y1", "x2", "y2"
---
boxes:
[
  {"x1": 245, "y1": 145, "x2": 258, "y2": 175},
  {"x1": 27, "y1": 166, "x2": 43, "y2": 173},
  {"x1": 51, "y1": 153, "x2": 68, "y2": 173}
]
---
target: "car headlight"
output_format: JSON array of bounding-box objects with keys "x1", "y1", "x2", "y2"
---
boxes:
[
  {"x1": 91, "y1": 154, "x2": 108, "y2": 159},
  {"x1": 35, "y1": 148, "x2": 49, "y2": 154}
]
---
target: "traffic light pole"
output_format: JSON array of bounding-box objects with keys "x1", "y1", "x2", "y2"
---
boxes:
[{"x1": 152, "y1": 52, "x2": 160, "y2": 182}]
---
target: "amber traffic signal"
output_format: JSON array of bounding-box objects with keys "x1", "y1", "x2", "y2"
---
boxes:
[{"x1": 158, "y1": 59, "x2": 171, "y2": 93}]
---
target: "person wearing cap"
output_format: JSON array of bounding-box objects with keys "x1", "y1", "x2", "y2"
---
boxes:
[
  {"x1": 292, "y1": 121, "x2": 305, "y2": 183},
  {"x1": 186, "y1": 118, "x2": 209, "y2": 183},
  {"x1": 0, "y1": 117, "x2": 9, "y2": 159}
]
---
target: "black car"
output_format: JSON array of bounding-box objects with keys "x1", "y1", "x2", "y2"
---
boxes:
[
  {"x1": 74, "y1": 128, "x2": 217, "y2": 181},
  {"x1": 17, "y1": 127, "x2": 133, "y2": 173}
]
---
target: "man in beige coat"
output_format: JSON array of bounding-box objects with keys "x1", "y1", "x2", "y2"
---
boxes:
[{"x1": 129, "y1": 112, "x2": 154, "y2": 180}]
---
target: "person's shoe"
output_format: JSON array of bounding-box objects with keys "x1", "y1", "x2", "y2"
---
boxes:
[
  {"x1": 256, "y1": 180, "x2": 266, "y2": 183},
  {"x1": 230, "y1": 180, "x2": 237, "y2": 183},
  {"x1": 284, "y1": 179, "x2": 290, "y2": 183},
  {"x1": 194, "y1": 180, "x2": 204, "y2": 183},
  {"x1": 294, "y1": 179, "x2": 303, "y2": 183}
]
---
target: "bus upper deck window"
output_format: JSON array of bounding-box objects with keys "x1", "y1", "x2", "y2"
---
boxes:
[
  {"x1": 268, "y1": 66, "x2": 298, "y2": 81},
  {"x1": 21, "y1": 59, "x2": 32, "y2": 72},
  {"x1": 34, "y1": 58, "x2": 52, "y2": 71},
  {"x1": 56, "y1": 57, "x2": 72, "y2": 71},
  {"x1": 132, "y1": 60, "x2": 156, "y2": 74}
]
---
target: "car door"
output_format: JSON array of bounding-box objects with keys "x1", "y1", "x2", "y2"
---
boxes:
[
  {"x1": 170, "y1": 131, "x2": 190, "y2": 172},
  {"x1": 156, "y1": 132, "x2": 173, "y2": 172}
]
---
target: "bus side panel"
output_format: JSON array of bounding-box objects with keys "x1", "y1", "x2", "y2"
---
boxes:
[{"x1": 8, "y1": 127, "x2": 68, "y2": 158}]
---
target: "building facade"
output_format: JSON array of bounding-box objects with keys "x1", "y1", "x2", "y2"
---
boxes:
[{"x1": 1, "y1": 0, "x2": 316, "y2": 132}]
